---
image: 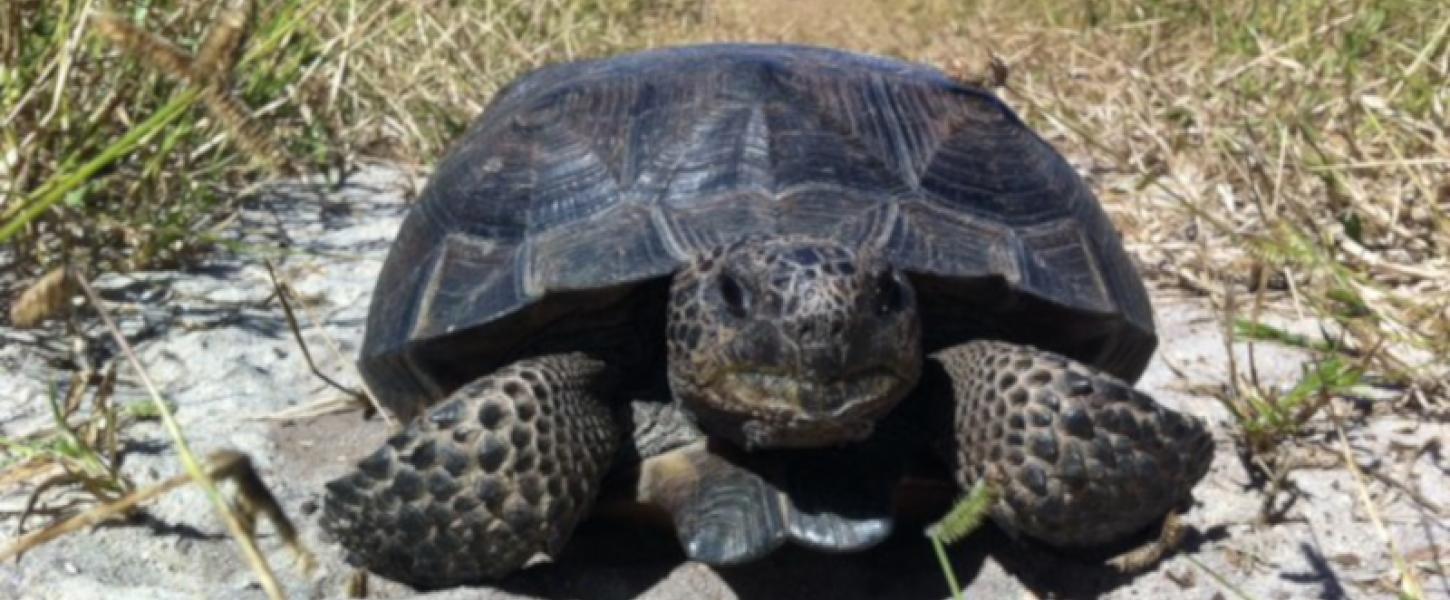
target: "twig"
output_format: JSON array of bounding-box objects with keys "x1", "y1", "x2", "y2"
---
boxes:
[
  {"x1": 70, "y1": 271, "x2": 291, "y2": 600},
  {"x1": 264, "y1": 261, "x2": 361, "y2": 399},
  {"x1": 1325, "y1": 399, "x2": 1425, "y2": 599},
  {"x1": 1, "y1": 451, "x2": 311, "y2": 577},
  {"x1": 92, "y1": 7, "x2": 291, "y2": 175},
  {"x1": 1185, "y1": 554, "x2": 1261, "y2": 600},
  {"x1": 1210, "y1": 14, "x2": 1355, "y2": 86},
  {"x1": 263, "y1": 259, "x2": 392, "y2": 424}
]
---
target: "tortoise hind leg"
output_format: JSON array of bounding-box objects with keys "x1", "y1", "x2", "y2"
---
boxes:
[
  {"x1": 766, "y1": 396, "x2": 926, "y2": 552},
  {"x1": 636, "y1": 441, "x2": 788, "y2": 565},
  {"x1": 321, "y1": 353, "x2": 619, "y2": 587},
  {"x1": 931, "y1": 340, "x2": 1213, "y2": 553},
  {"x1": 633, "y1": 437, "x2": 899, "y2": 565}
]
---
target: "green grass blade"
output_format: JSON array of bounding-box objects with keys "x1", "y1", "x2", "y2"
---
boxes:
[{"x1": 0, "y1": 88, "x2": 202, "y2": 243}]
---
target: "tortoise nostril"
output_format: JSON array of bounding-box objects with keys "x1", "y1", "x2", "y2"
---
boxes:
[
  {"x1": 719, "y1": 273, "x2": 750, "y2": 318},
  {"x1": 795, "y1": 318, "x2": 848, "y2": 346},
  {"x1": 875, "y1": 272, "x2": 905, "y2": 316}
]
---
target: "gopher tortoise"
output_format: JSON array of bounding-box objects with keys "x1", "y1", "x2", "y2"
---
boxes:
[{"x1": 320, "y1": 43, "x2": 1214, "y2": 588}]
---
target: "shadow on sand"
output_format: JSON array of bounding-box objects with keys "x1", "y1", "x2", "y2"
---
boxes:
[{"x1": 478, "y1": 514, "x2": 1212, "y2": 600}]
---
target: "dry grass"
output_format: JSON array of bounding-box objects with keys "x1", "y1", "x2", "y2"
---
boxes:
[
  {"x1": 989, "y1": 1, "x2": 1449, "y2": 397},
  {"x1": 2, "y1": 0, "x2": 676, "y2": 281},
  {"x1": 656, "y1": 0, "x2": 1449, "y2": 395}
]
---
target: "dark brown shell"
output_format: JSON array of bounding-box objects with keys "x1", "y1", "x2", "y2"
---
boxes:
[{"x1": 361, "y1": 44, "x2": 1154, "y2": 419}]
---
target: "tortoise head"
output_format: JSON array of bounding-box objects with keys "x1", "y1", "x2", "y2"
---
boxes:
[{"x1": 666, "y1": 236, "x2": 922, "y2": 450}]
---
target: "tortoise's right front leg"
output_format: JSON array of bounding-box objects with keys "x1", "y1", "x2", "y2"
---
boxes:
[{"x1": 321, "y1": 353, "x2": 619, "y2": 587}]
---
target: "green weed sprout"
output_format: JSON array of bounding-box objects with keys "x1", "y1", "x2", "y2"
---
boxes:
[{"x1": 925, "y1": 479, "x2": 1000, "y2": 600}]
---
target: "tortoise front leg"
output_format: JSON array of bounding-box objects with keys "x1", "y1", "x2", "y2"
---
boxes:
[
  {"x1": 322, "y1": 353, "x2": 619, "y2": 587},
  {"x1": 931, "y1": 340, "x2": 1213, "y2": 553}
]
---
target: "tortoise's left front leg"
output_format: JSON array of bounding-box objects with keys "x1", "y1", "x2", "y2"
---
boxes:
[{"x1": 932, "y1": 340, "x2": 1213, "y2": 557}]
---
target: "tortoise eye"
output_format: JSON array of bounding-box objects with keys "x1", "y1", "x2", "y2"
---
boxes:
[
  {"x1": 718, "y1": 273, "x2": 750, "y2": 318},
  {"x1": 875, "y1": 272, "x2": 905, "y2": 316}
]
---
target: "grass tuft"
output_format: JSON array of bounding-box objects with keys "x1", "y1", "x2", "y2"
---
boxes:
[{"x1": 2, "y1": 0, "x2": 663, "y2": 278}]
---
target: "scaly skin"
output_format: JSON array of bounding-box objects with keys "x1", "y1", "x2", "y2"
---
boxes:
[
  {"x1": 321, "y1": 353, "x2": 618, "y2": 587},
  {"x1": 933, "y1": 340, "x2": 1214, "y2": 547}
]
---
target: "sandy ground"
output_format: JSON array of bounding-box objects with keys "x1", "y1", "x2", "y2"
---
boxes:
[{"x1": 1, "y1": 165, "x2": 1446, "y2": 599}]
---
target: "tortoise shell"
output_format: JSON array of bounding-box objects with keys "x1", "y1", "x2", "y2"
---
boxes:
[{"x1": 360, "y1": 44, "x2": 1154, "y2": 420}]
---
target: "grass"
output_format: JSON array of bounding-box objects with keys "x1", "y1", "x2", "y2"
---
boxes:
[
  {"x1": 1, "y1": 0, "x2": 1446, "y2": 597},
  {"x1": 0, "y1": 270, "x2": 308, "y2": 599},
  {"x1": 0, "y1": 371, "x2": 135, "y2": 511},
  {"x1": 2, "y1": 0, "x2": 669, "y2": 276},
  {"x1": 926, "y1": 479, "x2": 1000, "y2": 600}
]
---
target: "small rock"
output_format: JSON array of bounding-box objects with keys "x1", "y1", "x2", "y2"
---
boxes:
[{"x1": 1165, "y1": 566, "x2": 1196, "y2": 588}]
